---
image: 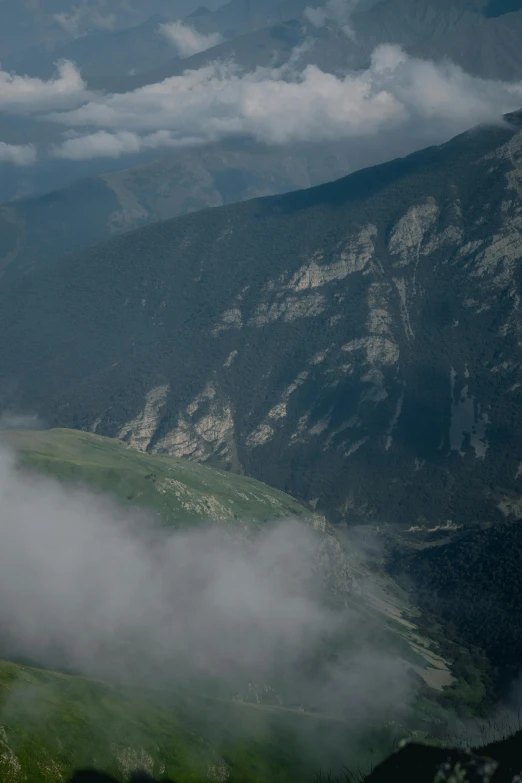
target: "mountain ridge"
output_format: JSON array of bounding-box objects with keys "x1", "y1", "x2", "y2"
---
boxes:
[{"x1": 0, "y1": 113, "x2": 520, "y2": 529}]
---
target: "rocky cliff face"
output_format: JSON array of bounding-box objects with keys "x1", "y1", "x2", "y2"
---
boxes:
[{"x1": 0, "y1": 113, "x2": 521, "y2": 528}]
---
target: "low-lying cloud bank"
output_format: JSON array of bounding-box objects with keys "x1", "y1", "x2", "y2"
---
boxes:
[
  {"x1": 48, "y1": 45, "x2": 522, "y2": 159},
  {"x1": 0, "y1": 141, "x2": 36, "y2": 166},
  {"x1": 1, "y1": 42, "x2": 521, "y2": 164},
  {"x1": 0, "y1": 447, "x2": 411, "y2": 721},
  {"x1": 0, "y1": 60, "x2": 88, "y2": 114}
]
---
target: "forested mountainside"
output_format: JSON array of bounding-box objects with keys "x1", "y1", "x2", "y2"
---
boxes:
[
  {"x1": 0, "y1": 141, "x2": 367, "y2": 282},
  {"x1": 0, "y1": 111, "x2": 521, "y2": 529},
  {"x1": 390, "y1": 519, "x2": 522, "y2": 696}
]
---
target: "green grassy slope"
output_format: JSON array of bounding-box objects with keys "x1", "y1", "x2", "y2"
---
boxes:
[
  {"x1": 0, "y1": 427, "x2": 313, "y2": 528},
  {"x1": 0, "y1": 427, "x2": 481, "y2": 781},
  {"x1": 0, "y1": 428, "x2": 406, "y2": 782},
  {"x1": 0, "y1": 658, "x2": 364, "y2": 783}
]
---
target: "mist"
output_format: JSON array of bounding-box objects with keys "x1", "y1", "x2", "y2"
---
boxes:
[
  {"x1": 159, "y1": 22, "x2": 224, "y2": 59},
  {"x1": 0, "y1": 446, "x2": 413, "y2": 724}
]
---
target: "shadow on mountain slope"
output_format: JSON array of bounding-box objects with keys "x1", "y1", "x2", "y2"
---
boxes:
[{"x1": 363, "y1": 729, "x2": 522, "y2": 782}]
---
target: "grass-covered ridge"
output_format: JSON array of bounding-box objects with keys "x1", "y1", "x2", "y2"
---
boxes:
[
  {"x1": 0, "y1": 427, "x2": 315, "y2": 528},
  {"x1": 0, "y1": 658, "x2": 362, "y2": 783},
  {"x1": 0, "y1": 428, "x2": 475, "y2": 782},
  {"x1": 0, "y1": 428, "x2": 402, "y2": 783}
]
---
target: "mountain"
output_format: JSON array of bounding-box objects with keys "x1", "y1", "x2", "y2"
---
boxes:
[
  {"x1": 3, "y1": 0, "x2": 522, "y2": 208},
  {"x1": 0, "y1": 0, "x2": 226, "y2": 60},
  {"x1": 0, "y1": 111, "x2": 520, "y2": 531},
  {"x1": 0, "y1": 139, "x2": 405, "y2": 282},
  {"x1": 103, "y1": 17, "x2": 305, "y2": 92},
  {"x1": 389, "y1": 517, "x2": 522, "y2": 696},
  {"x1": 2, "y1": 16, "x2": 181, "y2": 85},
  {"x1": 116, "y1": 0, "x2": 522, "y2": 94},
  {"x1": 189, "y1": 0, "x2": 311, "y2": 37}
]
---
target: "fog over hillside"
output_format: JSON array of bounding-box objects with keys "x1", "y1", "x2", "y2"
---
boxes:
[{"x1": 0, "y1": 444, "x2": 413, "y2": 725}]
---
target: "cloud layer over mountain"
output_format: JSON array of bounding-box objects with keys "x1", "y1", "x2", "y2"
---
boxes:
[{"x1": 1, "y1": 38, "x2": 521, "y2": 165}]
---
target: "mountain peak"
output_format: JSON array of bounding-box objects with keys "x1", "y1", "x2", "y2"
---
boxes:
[
  {"x1": 186, "y1": 5, "x2": 212, "y2": 18},
  {"x1": 504, "y1": 107, "x2": 522, "y2": 127}
]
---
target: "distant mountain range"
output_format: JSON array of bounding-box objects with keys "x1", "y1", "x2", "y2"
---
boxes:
[
  {"x1": 9, "y1": 0, "x2": 522, "y2": 90},
  {"x1": 0, "y1": 138, "x2": 425, "y2": 282},
  {"x1": 113, "y1": 0, "x2": 522, "y2": 92},
  {"x1": 0, "y1": 0, "x2": 225, "y2": 60},
  {"x1": 1, "y1": 110, "x2": 521, "y2": 530},
  {"x1": 2, "y1": 0, "x2": 521, "y2": 208}
]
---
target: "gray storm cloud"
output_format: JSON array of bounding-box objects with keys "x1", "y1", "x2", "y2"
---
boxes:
[{"x1": 0, "y1": 447, "x2": 412, "y2": 721}]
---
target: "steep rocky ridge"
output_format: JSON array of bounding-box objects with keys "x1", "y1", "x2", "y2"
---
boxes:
[{"x1": 0, "y1": 113, "x2": 521, "y2": 529}]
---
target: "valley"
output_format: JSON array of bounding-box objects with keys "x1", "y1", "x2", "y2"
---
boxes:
[
  {"x1": 1, "y1": 114, "x2": 521, "y2": 530},
  {"x1": 0, "y1": 428, "x2": 463, "y2": 782}
]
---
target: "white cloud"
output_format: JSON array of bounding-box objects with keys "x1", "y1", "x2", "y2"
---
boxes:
[
  {"x1": 304, "y1": 6, "x2": 328, "y2": 27},
  {"x1": 305, "y1": 0, "x2": 363, "y2": 38},
  {"x1": 0, "y1": 446, "x2": 413, "y2": 725},
  {"x1": 1, "y1": 44, "x2": 521, "y2": 166},
  {"x1": 53, "y1": 130, "x2": 142, "y2": 159},
  {"x1": 159, "y1": 21, "x2": 224, "y2": 59},
  {"x1": 0, "y1": 60, "x2": 88, "y2": 114},
  {"x1": 52, "y1": 129, "x2": 205, "y2": 160},
  {"x1": 54, "y1": 4, "x2": 117, "y2": 38},
  {"x1": 44, "y1": 46, "x2": 522, "y2": 161},
  {"x1": 0, "y1": 141, "x2": 37, "y2": 166}
]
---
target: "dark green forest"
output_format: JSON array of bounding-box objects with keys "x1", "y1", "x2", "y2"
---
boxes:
[{"x1": 390, "y1": 520, "x2": 522, "y2": 700}]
